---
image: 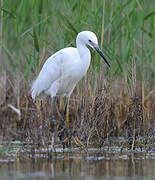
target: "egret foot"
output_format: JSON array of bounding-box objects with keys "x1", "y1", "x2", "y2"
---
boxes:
[
  {"x1": 69, "y1": 131, "x2": 85, "y2": 148},
  {"x1": 71, "y1": 136, "x2": 85, "y2": 148},
  {"x1": 63, "y1": 135, "x2": 84, "y2": 148},
  {"x1": 57, "y1": 120, "x2": 69, "y2": 147},
  {"x1": 58, "y1": 126, "x2": 84, "y2": 148}
]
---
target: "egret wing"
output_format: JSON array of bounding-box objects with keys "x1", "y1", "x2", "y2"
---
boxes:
[{"x1": 31, "y1": 50, "x2": 63, "y2": 99}]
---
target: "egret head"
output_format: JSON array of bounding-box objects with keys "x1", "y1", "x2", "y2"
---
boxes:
[{"x1": 77, "y1": 31, "x2": 110, "y2": 68}]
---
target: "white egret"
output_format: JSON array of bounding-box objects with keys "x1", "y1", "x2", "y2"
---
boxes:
[{"x1": 31, "y1": 30, "x2": 110, "y2": 146}]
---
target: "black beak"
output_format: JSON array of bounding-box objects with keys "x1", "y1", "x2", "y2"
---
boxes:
[{"x1": 91, "y1": 42, "x2": 110, "y2": 68}]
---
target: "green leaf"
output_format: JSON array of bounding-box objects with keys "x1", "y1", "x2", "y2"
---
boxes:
[
  {"x1": 33, "y1": 26, "x2": 40, "y2": 52},
  {"x1": 144, "y1": 11, "x2": 155, "y2": 21}
]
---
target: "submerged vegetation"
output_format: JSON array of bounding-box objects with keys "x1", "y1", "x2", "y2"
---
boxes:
[{"x1": 0, "y1": 0, "x2": 155, "y2": 152}]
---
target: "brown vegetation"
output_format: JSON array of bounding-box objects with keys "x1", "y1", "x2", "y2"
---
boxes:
[{"x1": 0, "y1": 71, "x2": 154, "y2": 151}]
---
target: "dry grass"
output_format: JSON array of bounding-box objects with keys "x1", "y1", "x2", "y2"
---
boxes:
[{"x1": 0, "y1": 70, "x2": 154, "y2": 151}]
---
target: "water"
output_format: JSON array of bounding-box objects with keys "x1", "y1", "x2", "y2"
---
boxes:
[{"x1": 0, "y1": 146, "x2": 155, "y2": 180}]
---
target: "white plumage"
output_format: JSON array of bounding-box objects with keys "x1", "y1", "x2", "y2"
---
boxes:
[{"x1": 31, "y1": 31, "x2": 110, "y2": 111}]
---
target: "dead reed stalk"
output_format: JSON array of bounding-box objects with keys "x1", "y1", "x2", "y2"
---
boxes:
[{"x1": 0, "y1": 71, "x2": 154, "y2": 149}]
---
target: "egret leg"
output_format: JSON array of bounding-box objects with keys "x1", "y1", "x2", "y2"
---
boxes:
[
  {"x1": 49, "y1": 96, "x2": 57, "y2": 132},
  {"x1": 49, "y1": 96, "x2": 55, "y2": 118},
  {"x1": 62, "y1": 97, "x2": 85, "y2": 148},
  {"x1": 63, "y1": 97, "x2": 69, "y2": 125},
  {"x1": 58, "y1": 97, "x2": 69, "y2": 145}
]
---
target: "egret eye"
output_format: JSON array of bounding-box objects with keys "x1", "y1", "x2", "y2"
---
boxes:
[{"x1": 88, "y1": 40, "x2": 92, "y2": 43}]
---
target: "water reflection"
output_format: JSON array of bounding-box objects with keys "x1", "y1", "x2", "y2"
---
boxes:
[{"x1": 0, "y1": 151, "x2": 155, "y2": 180}]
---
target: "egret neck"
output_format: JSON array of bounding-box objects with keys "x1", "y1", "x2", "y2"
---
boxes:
[{"x1": 76, "y1": 38, "x2": 91, "y2": 74}]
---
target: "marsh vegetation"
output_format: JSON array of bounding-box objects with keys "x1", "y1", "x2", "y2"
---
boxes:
[{"x1": 0, "y1": 0, "x2": 155, "y2": 154}]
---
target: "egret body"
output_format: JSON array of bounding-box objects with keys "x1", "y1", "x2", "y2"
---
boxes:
[{"x1": 31, "y1": 31, "x2": 110, "y2": 142}]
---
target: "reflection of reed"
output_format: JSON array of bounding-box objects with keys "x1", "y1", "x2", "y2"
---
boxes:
[
  {"x1": 0, "y1": 0, "x2": 155, "y2": 154},
  {"x1": 0, "y1": 152, "x2": 155, "y2": 178}
]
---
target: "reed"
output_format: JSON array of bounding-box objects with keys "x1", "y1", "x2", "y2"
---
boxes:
[{"x1": 0, "y1": 0, "x2": 154, "y2": 149}]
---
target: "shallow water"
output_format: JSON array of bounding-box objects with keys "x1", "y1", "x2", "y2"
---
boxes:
[{"x1": 0, "y1": 146, "x2": 155, "y2": 180}]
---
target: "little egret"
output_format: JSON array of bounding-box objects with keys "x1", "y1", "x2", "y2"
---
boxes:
[{"x1": 31, "y1": 30, "x2": 110, "y2": 146}]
